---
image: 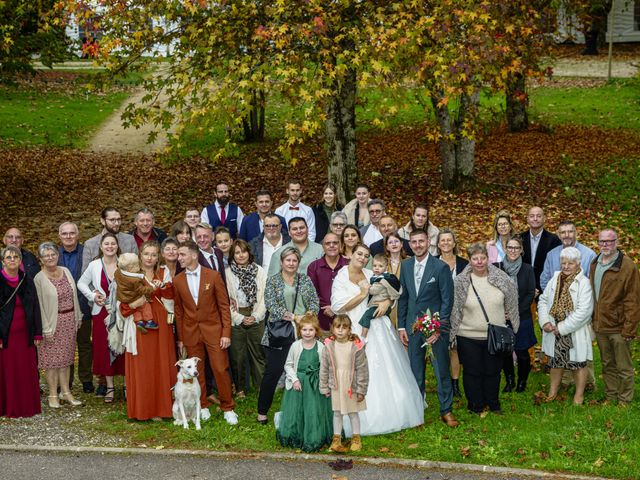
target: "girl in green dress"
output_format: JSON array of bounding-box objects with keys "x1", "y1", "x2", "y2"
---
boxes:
[{"x1": 276, "y1": 313, "x2": 332, "y2": 452}]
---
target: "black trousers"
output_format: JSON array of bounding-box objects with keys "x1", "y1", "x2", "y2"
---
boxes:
[
  {"x1": 257, "y1": 343, "x2": 292, "y2": 416},
  {"x1": 502, "y1": 349, "x2": 531, "y2": 381},
  {"x1": 457, "y1": 336, "x2": 502, "y2": 413}
]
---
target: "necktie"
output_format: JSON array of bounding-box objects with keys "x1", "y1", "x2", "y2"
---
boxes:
[
  {"x1": 414, "y1": 262, "x2": 423, "y2": 293},
  {"x1": 220, "y1": 206, "x2": 226, "y2": 225},
  {"x1": 209, "y1": 253, "x2": 217, "y2": 271}
]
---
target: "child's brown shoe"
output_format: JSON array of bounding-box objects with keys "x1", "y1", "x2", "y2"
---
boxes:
[
  {"x1": 350, "y1": 434, "x2": 362, "y2": 451},
  {"x1": 329, "y1": 434, "x2": 348, "y2": 453}
]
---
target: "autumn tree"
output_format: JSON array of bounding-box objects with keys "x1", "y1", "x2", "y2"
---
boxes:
[{"x1": 1, "y1": 0, "x2": 68, "y2": 82}]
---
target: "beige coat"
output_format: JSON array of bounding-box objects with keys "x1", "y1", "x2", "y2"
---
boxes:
[{"x1": 34, "y1": 268, "x2": 82, "y2": 337}]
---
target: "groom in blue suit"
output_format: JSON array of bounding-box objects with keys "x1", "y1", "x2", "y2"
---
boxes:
[{"x1": 398, "y1": 230, "x2": 458, "y2": 427}]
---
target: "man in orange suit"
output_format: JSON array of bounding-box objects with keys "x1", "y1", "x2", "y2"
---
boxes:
[{"x1": 174, "y1": 240, "x2": 238, "y2": 425}]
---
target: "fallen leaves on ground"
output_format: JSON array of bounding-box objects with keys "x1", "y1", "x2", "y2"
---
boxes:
[{"x1": 0, "y1": 124, "x2": 639, "y2": 261}]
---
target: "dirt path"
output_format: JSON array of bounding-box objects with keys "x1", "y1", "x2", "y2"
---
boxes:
[
  {"x1": 551, "y1": 57, "x2": 638, "y2": 78},
  {"x1": 86, "y1": 87, "x2": 170, "y2": 155}
]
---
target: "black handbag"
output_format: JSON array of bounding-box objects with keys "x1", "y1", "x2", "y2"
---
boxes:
[
  {"x1": 266, "y1": 275, "x2": 299, "y2": 348},
  {"x1": 470, "y1": 277, "x2": 515, "y2": 355}
]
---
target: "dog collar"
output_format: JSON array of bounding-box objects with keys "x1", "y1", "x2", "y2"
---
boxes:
[{"x1": 182, "y1": 378, "x2": 194, "y2": 384}]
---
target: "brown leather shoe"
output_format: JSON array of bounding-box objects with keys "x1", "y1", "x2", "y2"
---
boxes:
[{"x1": 440, "y1": 412, "x2": 459, "y2": 427}]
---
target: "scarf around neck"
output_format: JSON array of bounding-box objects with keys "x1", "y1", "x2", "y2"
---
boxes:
[
  {"x1": 230, "y1": 262, "x2": 258, "y2": 306},
  {"x1": 502, "y1": 255, "x2": 522, "y2": 279},
  {"x1": 549, "y1": 269, "x2": 580, "y2": 322}
]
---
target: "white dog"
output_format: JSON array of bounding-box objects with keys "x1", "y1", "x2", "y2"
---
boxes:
[{"x1": 172, "y1": 357, "x2": 202, "y2": 430}]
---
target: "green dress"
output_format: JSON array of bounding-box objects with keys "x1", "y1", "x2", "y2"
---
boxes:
[{"x1": 276, "y1": 344, "x2": 333, "y2": 452}]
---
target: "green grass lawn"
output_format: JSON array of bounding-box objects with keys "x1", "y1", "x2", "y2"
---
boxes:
[
  {"x1": 168, "y1": 78, "x2": 640, "y2": 158},
  {"x1": 0, "y1": 88, "x2": 128, "y2": 148},
  {"x1": 67, "y1": 341, "x2": 640, "y2": 479}
]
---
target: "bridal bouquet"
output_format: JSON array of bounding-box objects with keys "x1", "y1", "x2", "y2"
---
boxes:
[{"x1": 412, "y1": 309, "x2": 441, "y2": 354}]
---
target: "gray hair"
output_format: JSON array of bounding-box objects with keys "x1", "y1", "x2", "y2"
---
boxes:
[
  {"x1": 38, "y1": 242, "x2": 59, "y2": 258},
  {"x1": 280, "y1": 246, "x2": 301, "y2": 263},
  {"x1": 560, "y1": 246, "x2": 581, "y2": 263},
  {"x1": 1, "y1": 245, "x2": 22, "y2": 260},
  {"x1": 466, "y1": 242, "x2": 488, "y2": 258},
  {"x1": 135, "y1": 208, "x2": 155, "y2": 221},
  {"x1": 330, "y1": 211, "x2": 347, "y2": 224},
  {"x1": 58, "y1": 221, "x2": 79, "y2": 235}
]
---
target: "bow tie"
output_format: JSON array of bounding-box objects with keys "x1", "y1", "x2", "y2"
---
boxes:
[
  {"x1": 289, "y1": 206, "x2": 300, "y2": 210},
  {"x1": 186, "y1": 270, "x2": 198, "y2": 276},
  {"x1": 182, "y1": 378, "x2": 194, "y2": 384}
]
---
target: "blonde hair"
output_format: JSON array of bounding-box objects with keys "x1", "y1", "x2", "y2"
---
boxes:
[
  {"x1": 117, "y1": 252, "x2": 141, "y2": 272},
  {"x1": 330, "y1": 314, "x2": 360, "y2": 342},
  {"x1": 296, "y1": 312, "x2": 321, "y2": 338}
]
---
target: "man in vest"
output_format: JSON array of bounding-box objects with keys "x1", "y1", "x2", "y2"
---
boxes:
[{"x1": 201, "y1": 182, "x2": 245, "y2": 239}]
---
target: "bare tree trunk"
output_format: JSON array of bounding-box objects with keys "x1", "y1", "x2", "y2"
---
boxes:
[
  {"x1": 506, "y1": 73, "x2": 529, "y2": 132},
  {"x1": 326, "y1": 68, "x2": 357, "y2": 205},
  {"x1": 431, "y1": 90, "x2": 478, "y2": 191},
  {"x1": 242, "y1": 88, "x2": 265, "y2": 142}
]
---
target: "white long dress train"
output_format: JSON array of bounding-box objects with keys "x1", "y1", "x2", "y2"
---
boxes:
[{"x1": 331, "y1": 267, "x2": 424, "y2": 436}]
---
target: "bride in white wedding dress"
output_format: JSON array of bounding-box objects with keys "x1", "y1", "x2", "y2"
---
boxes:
[{"x1": 331, "y1": 244, "x2": 423, "y2": 436}]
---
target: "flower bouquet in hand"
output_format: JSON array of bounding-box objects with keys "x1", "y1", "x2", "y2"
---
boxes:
[{"x1": 412, "y1": 309, "x2": 441, "y2": 358}]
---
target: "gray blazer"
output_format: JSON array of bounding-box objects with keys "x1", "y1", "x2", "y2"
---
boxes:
[{"x1": 81, "y1": 231, "x2": 138, "y2": 274}]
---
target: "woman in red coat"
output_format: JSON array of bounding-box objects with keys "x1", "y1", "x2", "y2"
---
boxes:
[{"x1": 0, "y1": 246, "x2": 42, "y2": 418}]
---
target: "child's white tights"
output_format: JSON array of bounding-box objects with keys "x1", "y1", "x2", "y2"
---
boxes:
[{"x1": 333, "y1": 411, "x2": 360, "y2": 435}]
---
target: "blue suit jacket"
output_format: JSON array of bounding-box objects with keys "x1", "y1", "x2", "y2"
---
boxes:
[
  {"x1": 58, "y1": 244, "x2": 91, "y2": 319},
  {"x1": 397, "y1": 255, "x2": 454, "y2": 334},
  {"x1": 239, "y1": 212, "x2": 288, "y2": 242}
]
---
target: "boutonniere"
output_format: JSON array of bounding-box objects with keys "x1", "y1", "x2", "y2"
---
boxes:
[{"x1": 205, "y1": 283, "x2": 211, "y2": 291}]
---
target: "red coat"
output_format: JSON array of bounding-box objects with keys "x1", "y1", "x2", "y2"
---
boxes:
[{"x1": 173, "y1": 267, "x2": 231, "y2": 347}]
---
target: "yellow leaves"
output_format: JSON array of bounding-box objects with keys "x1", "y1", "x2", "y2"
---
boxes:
[{"x1": 505, "y1": 24, "x2": 515, "y2": 35}]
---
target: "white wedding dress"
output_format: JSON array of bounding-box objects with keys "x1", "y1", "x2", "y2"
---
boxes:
[{"x1": 331, "y1": 267, "x2": 424, "y2": 436}]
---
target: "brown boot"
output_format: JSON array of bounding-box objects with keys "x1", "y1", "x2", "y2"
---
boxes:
[
  {"x1": 329, "y1": 434, "x2": 348, "y2": 453},
  {"x1": 350, "y1": 434, "x2": 362, "y2": 452}
]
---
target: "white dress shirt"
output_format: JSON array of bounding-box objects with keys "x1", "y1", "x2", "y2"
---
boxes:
[
  {"x1": 529, "y1": 230, "x2": 542, "y2": 262},
  {"x1": 262, "y1": 236, "x2": 283, "y2": 270},
  {"x1": 186, "y1": 265, "x2": 201, "y2": 305},
  {"x1": 414, "y1": 255, "x2": 428, "y2": 293},
  {"x1": 362, "y1": 224, "x2": 382, "y2": 247},
  {"x1": 275, "y1": 201, "x2": 316, "y2": 241},
  {"x1": 200, "y1": 248, "x2": 220, "y2": 271}
]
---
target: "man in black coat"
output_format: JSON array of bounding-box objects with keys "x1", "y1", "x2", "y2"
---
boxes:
[{"x1": 520, "y1": 206, "x2": 561, "y2": 296}]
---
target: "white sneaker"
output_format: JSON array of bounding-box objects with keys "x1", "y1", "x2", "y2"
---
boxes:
[
  {"x1": 200, "y1": 408, "x2": 211, "y2": 421},
  {"x1": 223, "y1": 410, "x2": 238, "y2": 425}
]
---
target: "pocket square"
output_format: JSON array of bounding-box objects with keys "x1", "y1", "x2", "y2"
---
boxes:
[{"x1": 426, "y1": 277, "x2": 436, "y2": 284}]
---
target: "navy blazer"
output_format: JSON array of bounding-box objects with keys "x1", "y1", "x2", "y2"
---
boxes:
[
  {"x1": 239, "y1": 212, "x2": 288, "y2": 243},
  {"x1": 249, "y1": 232, "x2": 291, "y2": 268},
  {"x1": 58, "y1": 244, "x2": 91, "y2": 319},
  {"x1": 20, "y1": 249, "x2": 41, "y2": 279},
  {"x1": 397, "y1": 255, "x2": 454, "y2": 333},
  {"x1": 520, "y1": 229, "x2": 561, "y2": 292},
  {"x1": 436, "y1": 254, "x2": 468, "y2": 276}
]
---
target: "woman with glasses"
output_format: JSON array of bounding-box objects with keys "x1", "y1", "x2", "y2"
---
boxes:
[
  {"x1": 486, "y1": 210, "x2": 514, "y2": 264},
  {"x1": 494, "y1": 236, "x2": 536, "y2": 393},
  {"x1": 0, "y1": 246, "x2": 42, "y2": 418},
  {"x1": 312, "y1": 183, "x2": 343, "y2": 243},
  {"x1": 34, "y1": 243, "x2": 83, "y2": 408},
  {"x1": 328, "y1": 211, "x2": 347, "y2": 237}
]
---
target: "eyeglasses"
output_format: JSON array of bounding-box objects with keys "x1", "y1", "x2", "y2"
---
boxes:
[
  {"x1": 598, "y1": 239, "x2": 617, "y2": 245},
  {"x1": 506, "y1": 246, "x2": 521, "y2": 251},
  {"x1": 3, "y1": 255, "x2": 20, "y2": 261},
  {"x1": 60, "y1": 232, "x2": 77, "y2": 237},
  {"x1": 324, "y1": 241, "x2": 340, "y2": 246},
  {"x1": 331, "y1": 223, "x2": 346, "y2": 227},
  {"x1": 264, "y1": 224, "x2": 280, "y2": 228}
]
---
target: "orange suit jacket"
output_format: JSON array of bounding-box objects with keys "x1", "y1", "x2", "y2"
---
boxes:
[{"x1": 173, "y1": 267, "x2": 232, "y2": 347}]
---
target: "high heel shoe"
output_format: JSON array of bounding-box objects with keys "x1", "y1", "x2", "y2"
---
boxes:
[
  {"x1": 48, "y1": 395, "x2": 61, "y2": 409},
  {"x1": 104, "y1": 387, "x2": 115, "y2": 404},
  {"x1": 60, "y1": 392, "x2": 82, "y2": 406}
]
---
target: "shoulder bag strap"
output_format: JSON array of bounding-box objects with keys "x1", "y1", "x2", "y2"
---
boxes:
[
  {"x1": 469, "y1": 276, "x2": 490, "y2": 324},
  {"x1": 292, "y1": 274, "x2": 300, "y2": 312},
  {"x1": 0, "y1": 276, "x2": 25, "y2": 311}
]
